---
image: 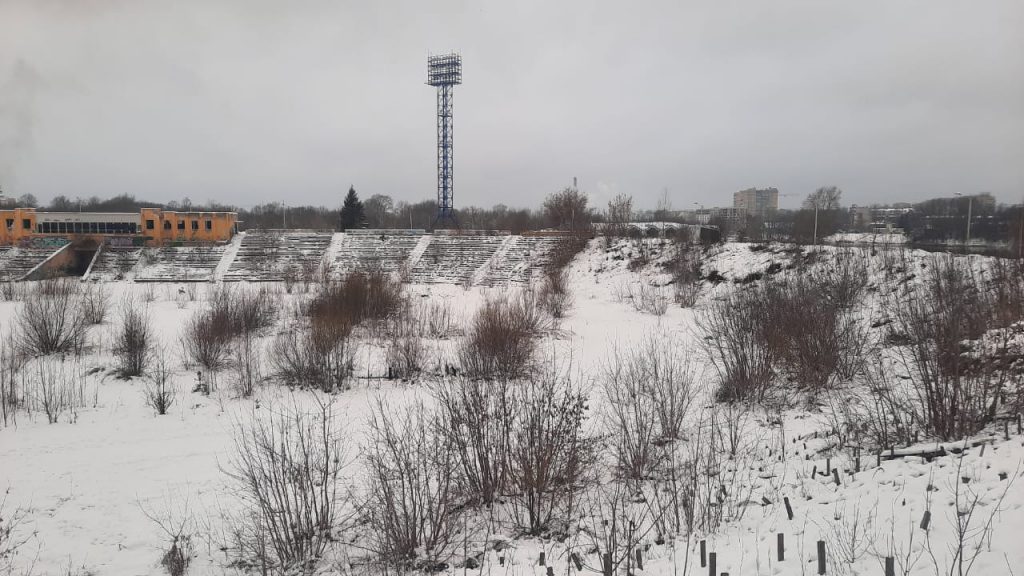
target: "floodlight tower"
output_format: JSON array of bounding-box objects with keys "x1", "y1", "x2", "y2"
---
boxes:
[{"x1": 427, "y1": 53, "x2": 462, "y2": 228}]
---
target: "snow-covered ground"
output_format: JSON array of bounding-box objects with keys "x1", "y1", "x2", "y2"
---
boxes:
[{"x1": 2, "y1": 240, "x2": 1022, "y2": 575}]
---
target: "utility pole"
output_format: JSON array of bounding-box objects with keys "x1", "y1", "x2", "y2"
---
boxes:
[
  {"x1": 813, "y1": 203, "x2": 819, "y2": 246},
  {"x1": 955, "y1": 193, "x2": 972, "y2": 247}
]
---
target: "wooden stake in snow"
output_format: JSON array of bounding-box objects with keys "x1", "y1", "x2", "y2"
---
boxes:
[
  {"x1": 920, "y1": 510, "x2": 931, "y2": 530},
  {"x1": 709, "y1": 552, "x2": 717, "y2": 576},
  {"x1": 832, "y1": 468, "x2": 841, "y2": 486},
  {"x1": 784, "y1": 496, "x2": 794, "y2": 520},
  {"x1": 603, "y1": 553, "x2": 612, "y2": 576},
  {"x1": 817, "y1": 541, "x2": 826, "y2": 575},
  {"x1": 571, "y1": 553, "x2": 583, "y2": 571},
  {"x1": 700, "y1": 540, "x2": 707, "y2": 567},
  {"x1": 635, "y1": 548, "x2": 643, "y2": 570},
  {"x1": 539, "y1": 552, "x2": 546, "y2": 566},
  {"x1": 777, "y1": 533, "x2": 785, "y2": 561},
  {"x1": 885, "y1": 556, "x2": 895, "y2": 576}
]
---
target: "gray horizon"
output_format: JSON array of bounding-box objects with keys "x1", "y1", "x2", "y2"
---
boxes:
[{"x1": 1, "y1": 0, "x2": 1021, "y2": 212}]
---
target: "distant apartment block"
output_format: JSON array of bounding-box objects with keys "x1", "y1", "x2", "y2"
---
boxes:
[{"x1": 733, "y1": 187, "x2": 779, "y2": 218}]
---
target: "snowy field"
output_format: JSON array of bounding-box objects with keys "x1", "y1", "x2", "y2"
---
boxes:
[{"x1": 2, "y1": 240, "x2": 1023, "y2": 576}]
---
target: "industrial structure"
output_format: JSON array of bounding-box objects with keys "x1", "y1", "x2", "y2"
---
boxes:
[{"x1": 426, "y1": 53, "x2": 462, "y2": 228}]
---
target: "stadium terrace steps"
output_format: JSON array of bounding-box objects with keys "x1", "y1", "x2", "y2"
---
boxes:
[
  {"x1": 134, "y1": 245, "x2": 227, "y2": 282},
  {"x1": 478, "y1": 235, "x2": 561, "y2": 286},
  {"x1": 223, "y1": 230, "x2": 333, "y2": 281},
  {"x1": 84, "y1": 246, "x2": 145, "y2": 281},
  {"x1": 333, "y1": 229, "x2": 426, "y2": 275},
  {"x1": 409, "y1": 231, "x2": 509, "y2": 285},
  {"x1": 0, "y1": 242, "x2": 71, "y2": 281}
]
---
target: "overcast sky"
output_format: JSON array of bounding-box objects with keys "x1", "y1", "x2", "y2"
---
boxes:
[{"x1": 1, "y1": 1, "x2": 1021, "y2": 211}]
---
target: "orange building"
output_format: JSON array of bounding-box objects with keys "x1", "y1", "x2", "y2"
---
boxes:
[{"x1": 0, "y1": 207, "x2": 237, "y2": 246}]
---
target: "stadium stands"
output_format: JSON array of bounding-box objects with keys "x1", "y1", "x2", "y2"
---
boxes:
[
  {"x1": 334, "y1": 230, "x2": 426, "y2": 274},
  {"x1": 410, "y1": 231, "x2": 509, "y2": 285},
  {"x1": 134, "y1": 245, "x2": 226, "y2": 282},
  {"x1": 223, "y1": 230, "x2": 332, "y2": 281}
]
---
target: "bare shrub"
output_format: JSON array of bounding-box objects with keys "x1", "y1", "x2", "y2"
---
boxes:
[
  {"x1": 0, "y1": 334, "x2": 22, "y2": 428},
  {"x1": 363, "y1": 399, "x2": 462, "y2": 570},
  {"x1": 139, "y1": 494, "x2": 195, "y2": 576},
  {"x1": 15, "y1": 279, "x2": 87, "y2": 357},
  {"x1": 764, "y1": 274, "x2": 870, "y2": 395},
  {"x1": 601, "y1": 340, "x2": 698, "y2": 481},
  {"x1": 667, "y1": 240, "x2": 703, "y2": 307},
  {"x1": 22, "y1": 357, "x2": 91, "y2": 424},
  {"x1": 545, "y1": 234, "x2": 589, "y2": 274},
  {"x1": 81, "y1": 283, "x2": 110, "y2": 325},
  {"x1": 115, "y1": 301, "x2": 153, "y2": 378},
  {"x1": 384, "y1": 311, "x2": 423, "y2": 379},
  {"x1": 621, "y1": 282, "x2": 670, "y2": 316},
  {"x1": 459, "y1": 293, "x2": 545, "y2": 379},
  {"x1": 432, "y1": 377, "x2": 515, "y2": 505},
  {"x1": 180, "y1": 311, "x2": 233, "y2": 372},
  {"x1": 144, "y1": 350, "x2": 176, "y2": 416},
  {"x1": 1, "y1": 487, "x2": 36, "y2": 575},
  {"x1": 889, "y1": 256, "x2": 1008, "y2": 439},
  {"x1": 308, "y1": 270, "x2": 404, "y2": 332},
  {"x1": 0, "y1": 281, "x2": 26, "y2": 302},
  {"x1": 537, "y1": 268, "x2": 573, "y2": 319},
  {"x1": 507, "y1": 361, "x2": 590, "y2": 535},
  {"x1": 698, "y1": 288, "x2": 775, "y2": 403},
  {"x1": 223, "y1": 395, "x2": 350, "y2": 573},
  {"x1": 270, "y1": 322, "x2": 356, "y2": 393},
  {"x1": 412, "y1": 299, "x2": 457, "y2": 339},
  {"x1": 230, "y1": 332, "x2": 263, "y2": 398}
]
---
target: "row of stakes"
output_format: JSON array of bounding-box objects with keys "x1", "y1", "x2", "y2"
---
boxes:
[
  {"x1": 497, "y1": 497, "x2": 919, "y2": 576},
  {"x1": 503, "y1": 419, "x2": 1023, "y2": 576}
]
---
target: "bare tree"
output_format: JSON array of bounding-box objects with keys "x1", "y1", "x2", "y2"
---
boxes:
[
  {"x1": 15, "y1": 279, "x2": 87, "y2": 357},
  {"x1": 144, "y1": 349, "x2": 176, "y2": 416}
]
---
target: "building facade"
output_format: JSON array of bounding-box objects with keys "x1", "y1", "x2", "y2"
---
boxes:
[
  {"x1": 0, "y1": 208, "x2": 237, "y2": 246},
  {"x1": 733, "y1": 187, "x2": 779, "y2": 218}
]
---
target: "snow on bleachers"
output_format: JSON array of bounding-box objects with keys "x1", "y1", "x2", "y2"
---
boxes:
[
  {"x1": 334, "y1": 230, "x2": 425, "y2": 274},
  {"x1": 0, "y1": 242, "x2": 70, "y2": 281},
  {"x1": 85, "y1": 246, "x2": 144, "y2": 281},
  {"x1": 410, "y1": 231, "x2": 509, "y2": 285},
  {"x1": 224, "y1": 230, "x2": 333, "y2": 281},
  {"x1": 134, "y1": 245, "x2": 226, "y2": 282},
  {"x1": 478, "y1": 235, "x2": 561, "y2": 286}
]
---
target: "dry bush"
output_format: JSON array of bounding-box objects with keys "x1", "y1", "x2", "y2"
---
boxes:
[
  {"x1": 763, "y1": 274, "x2": 870, "y2": 395},
  {"x1": 180, "y1": 310, "x2": 233, "y2": 372},
  {"x1": 230, "y1": 331, "x2": 263, "y2": 398},
  {"x1": 81, "y1": 283, "x2": 110, "y2": 325},
  {"x1": 601, "y1": 340, "x2": 699, "y2": 481},
  {"x1": 223, "y1": 396, "x2": 351, "y2": 573},
  {"x1": 545, "y1": 234, "x2": 589, "y2": 274},
  {"x1": 181, "y1": 285, "x2": 278, "y2": 372},
  {"x1": 538, "y1": 268, "x2": 573, "y2": 319},
  {"x1": 667, "y1": 240, "x2": 703, "y2": 307},
  {"x1": 412, "y1": 299, "x2": 457, "y2": 339},
  {"x1": 888, "y1": 256, "x2": 1009, "y2": 439},
  {"x1": 1, "y1": 487, "x2": 35, "y2": 575},
  {"x1": 144, "y1": 349, "x2": 176, "y2": 416},
  {"x1": 619, "y1": 282, "x2": 670, "y2": 316},
  {"x1": 270, "y1": 321, "x2": 356, "y2": 392},
  {"x1": 139, "y1": 494, "x2": 195, "y2": 576},
  {"x1": 0, "y1": 281, "x2": 26, "y2": 302},
  {"x1": 15, "y1": 279, "x2": 87, "y2": 358},
  {"x1": 0, "y1": 334, "x2": 21, "y2": 428},
  {"x1": 578, "y1": 481, "x2": 657, "y2": 576},
  {"x1": 507, "y1": 362, "x2": 590, "y2": 535},
  {"x1": 114, "y1": 301, "x2": 153, "y2": 378},
  {"x1": 818, "y1": 248, "x2": 870, "y2": 309},
  {"x1": 432, "y1": 377, "x2": 516, "y2": 505},
  {"x1": 384, "y1": 312, "x2": 423, "y2": 380},
  {"x1": 362, "y1": 399, "x2": 462, "y2": 570},
  {"x1": 698, "y1": 288, "x2": 775, "y2": 403},
  {"x1": 459, "y1": 293, "x2": 546, "y2": 379},
  {"x1": 21, "y1": 357, "x2": 91, "y2": 424},
  {"x1": 308, "y1": 270, "x2": 404, "y2": 332}
]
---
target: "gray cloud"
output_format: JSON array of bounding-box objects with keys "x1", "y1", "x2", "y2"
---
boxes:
[{"x1": 0, "y1": 0, "x2": 1021, "y2": 210}]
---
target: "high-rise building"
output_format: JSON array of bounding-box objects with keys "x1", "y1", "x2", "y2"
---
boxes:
[{"x1": 733, "y1": 187, "x2": 779, "y2": 218}]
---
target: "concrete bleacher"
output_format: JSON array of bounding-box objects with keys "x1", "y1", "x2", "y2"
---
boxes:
[
  {"x1": 224, "y1": 230, "x2": 332, "y2": 281},
  {"x1": 134, "y1": 245, "x2": 226, "y2": 282},
  {"x1": 0, "y1": 242, "x2": 70, "y2": 281},
  {"x1": 478, "y1": 235, "x2": 561, "y2": 286},
  {"x1": 85, "y1": 246, "x2": 144, "y2": 281},
  {"x1": 334, "y1": 229, "x2": 426, "y2": 274},
  {"x1": 410, "y1": 231, "x2": 510, "y2": 285}
]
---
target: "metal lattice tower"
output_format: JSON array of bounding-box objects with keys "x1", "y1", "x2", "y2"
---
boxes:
[{"x1": 427, "y1": 53, "x2": 462, "y2": 228}]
